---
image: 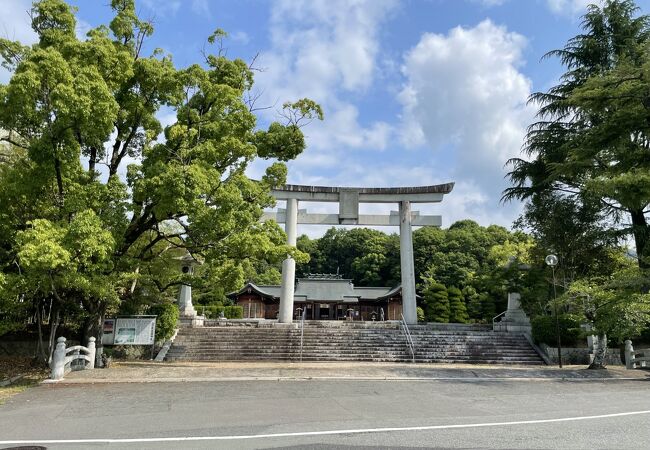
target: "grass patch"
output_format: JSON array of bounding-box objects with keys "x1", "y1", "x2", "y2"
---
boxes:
[
  {"x1": 0, "y1": 357, "x2": 48, "y2": 405},
  {"x1": 0, "y1": 377, "x2": 42, "y2": 405}
]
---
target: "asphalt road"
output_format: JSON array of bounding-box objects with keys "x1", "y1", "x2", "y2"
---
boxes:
[{"x1": 1, "y1": 378, "x2": 649, "y2": 449}]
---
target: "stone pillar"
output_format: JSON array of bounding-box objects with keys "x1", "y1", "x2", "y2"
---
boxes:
[
  {"x1": 178, "y1": 283, "x2": 197, "y2": 318},
  {"x1": 399, "y1": 200, "x2": 417, "y2": 324},
  {"x1": 87, "y1": 337, "x2": 96, "y2": 370},
  {"x1": 51, "y1": 336, "x2": 66, "y2": 380},
  {"x1": 279, "y1": 198, "x2": 298, "y2": 323},
  {"x1": 625, "y1": 340, "x2": 634, "y2": 369}
]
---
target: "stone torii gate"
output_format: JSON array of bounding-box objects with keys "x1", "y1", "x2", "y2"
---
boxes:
[{"x1": 262, "y1": 183, "x2": 454, "y2": 325}]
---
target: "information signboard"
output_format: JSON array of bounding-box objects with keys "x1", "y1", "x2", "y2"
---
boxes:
[
  {"x1": 101, "y1": 316, "x2": 156, "y2": 345},
  {"x1": 101, "y1": 319, "x2": 115, "y2": 345}
]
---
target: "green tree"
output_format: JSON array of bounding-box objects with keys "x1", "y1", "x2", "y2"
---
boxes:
[
  {"x1": 297, "y1": 227, "x2": 397, "y2": 286},
  {"x1": 422, "y1": 279, "x2": 449, "y2": 323},
  {"x1": 0, "y1": 0, "x2": 318, "y2": 362},
  {"x1": 514, "y1": 192, "x2": 620, "y2": 281},
  {"x1": 447, "y1": 286, "x2": 469, "y2": 323},
  {"x1": 462, "y1": 285, "x2": 482, "y2": 322},
  {"x1": 505, "y1": 0, "x2": 650, "y2": 269},
  {"x1": 563, "y1": 268, "x2": 650, "y2": 368}
]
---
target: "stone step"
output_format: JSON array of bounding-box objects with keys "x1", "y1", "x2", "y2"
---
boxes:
[
  {"x1": 171, "y1": 344, "x2": 535, "y2": 351},
  {"x1": 175, "y1": 332, "x2": 526, "y2": 339},
  {"x1": 183, "y1": 327, "x2": 493, "y2": 334},
  {"x1": 167, "y1": 326, "x2": 544, "y2": 365},
  {"x1": 168, "y1": 348, "x2": 538, "y2": 356},
  {"x1": 169, "y1": 344, "x2": 536, "y2": 352},
  {"x1": 166, "y1": 355, "x2": 543, "y2": 364}
]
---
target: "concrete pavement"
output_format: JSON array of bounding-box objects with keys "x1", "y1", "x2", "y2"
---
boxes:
[
  {"x1": 48, "y1": 360, "x2": 650, "y2": 384},
  {"x1": 2, "y1": 376, "x2": 650, "y2": 449}
]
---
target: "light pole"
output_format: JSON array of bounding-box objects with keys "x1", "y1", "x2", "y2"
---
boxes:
[{"x1": 545, "y1": 254, "x2": 562, "y2": 368}]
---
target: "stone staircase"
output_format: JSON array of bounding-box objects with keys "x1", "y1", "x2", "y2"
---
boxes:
[
  {"x1": 408, "y1": 325, "x2": 543, "y2": 364},
  {"x1": 166, "y1": 321, "x2": 545, "y2": 365}
]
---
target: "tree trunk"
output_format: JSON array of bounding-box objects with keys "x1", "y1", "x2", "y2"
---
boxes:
[
  {"x1": 47, "y1": 308, "x2": 60, "y2": 367},
  {"x1": 630, "y1": 208, "x2": 649, "y2": 270},
  {"x1": 34, "y1": 302, "x2": 48, "y2": 367},
  {"x1": 588, "y1": 333, "x2": 608, "y2": 369},
  {"x1": 89, "y1": 147, "x2": 97, "y2": 175},
  {"x1": 82, "y1": 301, "x2": 105, "y2": 344}
]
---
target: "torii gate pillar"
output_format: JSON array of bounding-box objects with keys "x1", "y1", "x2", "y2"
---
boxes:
[
  {"x1": 399, "y1": 200, "x2": 417, "y2": 324},
  {"x1": 278, "y1": 198, "x2": 298, "y2": 323},
  {"x1": 264, "y1": 183, "x2": 454, "y2": 324}
]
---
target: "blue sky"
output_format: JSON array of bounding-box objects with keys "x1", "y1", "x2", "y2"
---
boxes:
[{"x1": 3, "y1": 0, "x2": 650, "y2": 234}]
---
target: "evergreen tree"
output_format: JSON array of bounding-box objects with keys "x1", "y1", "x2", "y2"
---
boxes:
[
  {"x1": 447, "y1": 286, "x2": 469, "y2": 323},
  {"x1": 504, "y1": 0, "x2": 650, "y2": 269},
  {"x1": 462, "y1": 285, "x2": 481, "y2": 322},
  {"x1": 423, "y1": 281, "x2": 449, "y2": 323},
  {"x1": 479, "y1": 293, "x2": 497, "y2": 322}
]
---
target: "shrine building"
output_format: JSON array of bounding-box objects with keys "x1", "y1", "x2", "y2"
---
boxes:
[{"x1": 228, "y1": 275, "x2": 417, "y2": 321}]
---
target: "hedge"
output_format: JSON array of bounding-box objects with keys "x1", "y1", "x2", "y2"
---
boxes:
[
  {"x1": 531, "y1": 314, "x2": 582, "y2": 347},
  {"x1": 199, "y1": 305, "x2": 244, "y2": 319}
]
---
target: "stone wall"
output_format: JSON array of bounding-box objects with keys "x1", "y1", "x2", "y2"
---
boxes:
[{"x1": 541, "y1": 344, "x2": 623, "y2": 365}]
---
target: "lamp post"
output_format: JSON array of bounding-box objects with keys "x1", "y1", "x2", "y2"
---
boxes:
[{"x1": 545, "y1": 254, "x2": 562, "y2": 368}]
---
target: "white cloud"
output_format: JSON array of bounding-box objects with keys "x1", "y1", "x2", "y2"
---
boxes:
[
  {"x1": 547, "y1": 0, "x2": 594, "y2": 16},
  {"x1": 397, "y1": 20, "x2": 533, "y2": 227},
  {"x1": 140, "y1": 0, "x2": 181, "y2": 17},
  {"x1": 0, "y1": 0, "x2": 37, "y2": 84},
  {"x1": 76, "y1": 18, "x2": 93, "y2": 41},
  {"x1": 254, "y1": 0, "x2": 399, "y2": 161},
  {"x1": 191, "y1": 0, "x2": 211, "y2": 17},
  {"x1": 231, "y1": 31, "x2": 250, "y2": 45}
]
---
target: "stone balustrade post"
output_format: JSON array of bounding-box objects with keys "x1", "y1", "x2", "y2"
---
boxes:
[
  {"x1": 624, "y1": 340, "x2": 634, "y2": 369},
  {"x1": 51, "y1": 337, "x2": 67, "y2": 380},
  {"x1": 87, "y1": 337, "x2": 96, "y2": 369}
]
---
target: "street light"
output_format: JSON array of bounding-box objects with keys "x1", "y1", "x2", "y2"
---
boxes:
[{"x1": 545, "y1": 254, "x2": 562, "y2": 368}]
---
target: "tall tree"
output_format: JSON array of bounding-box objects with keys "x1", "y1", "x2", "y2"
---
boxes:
[
  {"x1": 422, "y1": 278, "x2": 449, "y2": 323},
  {"x1": 505, "y1": 0, "x2": 650, "y2": 269},
  {"x1": 0, "y1": 0, "x2": 319, "y2": 362},
  {"x1": 447, "y1": 286, "x2": 469, "y2": 323}
]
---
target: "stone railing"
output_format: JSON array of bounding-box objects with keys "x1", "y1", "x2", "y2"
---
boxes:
[
  {"x1": 625, "y1": 340, "x2": 649, "y2": 369},
  {"x1": 50, "y1": 336, "x2": 96, "y2": 380}
]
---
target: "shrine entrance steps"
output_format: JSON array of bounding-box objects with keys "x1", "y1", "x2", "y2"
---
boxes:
[{"x1": 165, "y1": 321, "x2": 545, "y2": 365}]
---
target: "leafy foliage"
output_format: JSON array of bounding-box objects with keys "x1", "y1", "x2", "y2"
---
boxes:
[
  {"x1": 148, "y1": 302, "x2": 179, "y2": 342},
  {"x1": 505, "y1": 0, "x2": 650, "y2": 269},
  {"x1": 0, "y1": 0, "x2": 320, "y2": 360},
  {"x1": 422, "y1": 280, "x2": 449, "y2": 323},
  {"x1": 531, "y1": 314, "x2": 582, "y2": 347},
  {"x1": 447, "y1": 286, "x2": 469, "y2": 324}
]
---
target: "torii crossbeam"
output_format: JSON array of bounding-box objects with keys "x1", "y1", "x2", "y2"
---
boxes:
[{"x1": 262, "y1": 183, "x2": 454, "y2": 324}]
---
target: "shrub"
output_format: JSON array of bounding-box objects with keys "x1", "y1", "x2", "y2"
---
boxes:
[
  {"x1": 447, "y1": 286, "x2": 468, "y2": 323},
  {"x1": 416, "y1": 307, "x2": 425, "y2": 323},
  {"x1": 225, "y1": 305, "x2": 243, "y2": 319},
  {"x1": 531, "y1": 314, "x2": 582, "y2": 346},
  {"x1": 199, "y1": 305, "x2": 244, "y2": 319},
  {"x1": 423, "y1": 282, "x2": 449, "y2": 323},
  {"x1": 148, "y1": 302, "x2": 179, "y2": 342},
  {"x1": 111, "y1": 345, "x2": 146, "y2": 360}
]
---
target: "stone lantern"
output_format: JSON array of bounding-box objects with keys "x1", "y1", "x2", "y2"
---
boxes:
[
  {"x1": 175, "y1": 253, "x2": 204, "y2": 327},
  {"x1": 494, "y1": 256, "x2": 532, "y2": 334}
]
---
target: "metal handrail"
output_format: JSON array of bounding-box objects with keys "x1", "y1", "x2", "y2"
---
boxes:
[
  {"x1": 299, "y1": 309, "x2": 306, "y2": 362},
  {"x1": 400, "y1": 313, "x2": 415, "y2": 362},
  {"x1": 492, "y1": 310, "x2": 507, "y2": 328}
]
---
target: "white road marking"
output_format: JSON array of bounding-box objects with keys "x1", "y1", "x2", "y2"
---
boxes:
[{"x1": 1, "y1": 410, "x2": 649, "y2": 444}]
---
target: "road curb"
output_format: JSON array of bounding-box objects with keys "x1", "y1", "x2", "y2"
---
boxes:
[{"x1": 43, "y1": 375, "x2": 647, "y2": 384}]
